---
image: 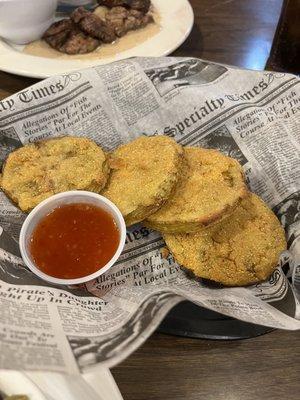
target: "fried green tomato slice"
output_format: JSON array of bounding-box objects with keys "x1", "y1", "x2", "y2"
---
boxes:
[
  {"x1": 1, "y1": 136, "x2": 109, "y2": 212},
  {"x1": 164, "y1": 193, "x2": 287, "y2": 286},
  {"x1": 146, "y1": 147, "x2": 248, "y2": 233},
  {"x1": 102, "y1": 136, "x2": 184, "y2": 226}
]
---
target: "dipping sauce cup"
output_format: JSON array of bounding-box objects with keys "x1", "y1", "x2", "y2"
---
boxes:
[{"x1": 19, "y1": 191, "x2": 126, "y2": 285}]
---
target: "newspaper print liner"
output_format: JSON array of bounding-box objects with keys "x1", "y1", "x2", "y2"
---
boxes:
[{"x1": 0, "y1": 57, "x2": 299, "y2": 374}]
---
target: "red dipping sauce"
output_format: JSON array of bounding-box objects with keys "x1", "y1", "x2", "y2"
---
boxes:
[{"x1": 29, "y1": 203, "x2": 120, "y2": 279}]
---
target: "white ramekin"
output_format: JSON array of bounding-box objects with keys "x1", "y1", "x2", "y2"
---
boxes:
[
  {"x1": 0, "y1": 0, "x2": 58, "y2": 45},
  {"x1": 19, "y1": 191, "x2": 126, "y2": 285}
]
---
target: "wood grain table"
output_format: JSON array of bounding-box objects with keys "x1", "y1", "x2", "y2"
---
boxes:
[{"x1": 1, "y1": 1, "x2": 299, "y2": 400}]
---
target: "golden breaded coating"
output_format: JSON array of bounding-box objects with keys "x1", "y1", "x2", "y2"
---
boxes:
[
  {"x1": 102, "y1": 136, "x2": 184, "y2": 226},
  {"x1": 1, "y1": 136, "x2": 109, "y2": 212},
  {"x1": 146, "y1": 147, "x2": 248, "y2": 233},
  {"x1": 164, "y1": 193, "x2": 287, "y2": 286}
]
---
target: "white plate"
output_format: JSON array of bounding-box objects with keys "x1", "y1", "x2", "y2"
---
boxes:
[
  {"x1": 0, "y1": 369, "x2": 124, "y2": 400},
  {"x1": 0, "y1": 0, "x2": 194, "y2": 78}
]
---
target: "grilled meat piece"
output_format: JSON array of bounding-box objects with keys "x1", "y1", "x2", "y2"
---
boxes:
[
  {"x1": 43, "y1": 19, "x2": 73, "y2": 38},
  {"x1": 71, "y1": 5, "x2": 153, "y2": 42},
  {"x1": 71, "y1": 6, "x2": 90, "y2": 24},
  {"x1": 127, "y1": 9, "x2": 153, "y2": 29},
  {"x1": 43, "y1": 19, "x2": 100, "y2": 54},
  {"x1": 105, "y1": 6, "x2": 153, "y2": 37},
  {"x1": 60, "y1": 30, "x2": 100, "y2": 54},
  {"x1": 105, "y1": 6, "x2": 127, "y2": 37},
  {"x1": 71, "y1": 7, "x2": 116, "y2": 43},
  {"x1": 43, "y1": 19, "x2": 75, "y2": 51},
  {"x1": 98, "y1": 0, "x2": 151, "y2": 13},
  {"x1": 130, "y1": 0, "x2": 151, "y2": 12},
  {"x1": 44, "y1": 30, "x2": 70, "y2": 50}
]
